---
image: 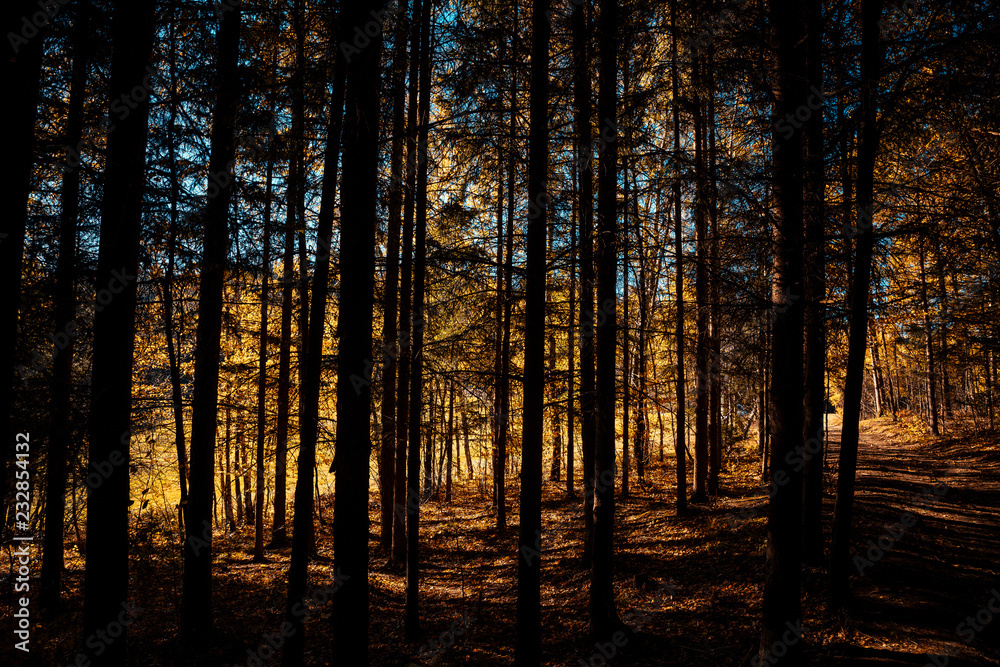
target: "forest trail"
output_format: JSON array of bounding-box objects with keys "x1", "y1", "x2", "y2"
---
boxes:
[{"x1": 821, "y1": 418, "x2": 1000, "y2": 666}]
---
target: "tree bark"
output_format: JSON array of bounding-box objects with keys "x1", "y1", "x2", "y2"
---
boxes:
[
  {"x1": 42, "y1": 0, "x2": 90, "y2": 612},
  {"x1": 516, "y1": 0, "x2": 549, "y2": 661},
  {"x1": 830, "y1": 0, "x2": 885, "y2": 612},
  {"x1": 573, "y1": 0, "x2": 597, "y2": 561},
  {"x1": 286, "y1": 21, "x2": 348, "y2": 663},
  {"x1": 670, "y1": 0, "x2": 687, "y2": 515},
  {"x1": 406, "y1": 0, "x2": 432, "y2": 638},
  {"x1": 394, "y1": 0, "x2": 423, "y2": 565},
  {"x1": 84, "y1": 2, "x2": 155, "y2": 662},
  {"x1": 760, "y1": 0, "x2": 809, "y2": 660},
  {"x1": 918, "y1": 240, "x2": 940, "y2": 435},
  {"x1": 801, "y1": 0, "x2": 827, "y2": 564},
  {"x1": 1, "y1": 0, "x2": 45, "y2": 548},
  {"x1": 253, "y1": 120, "x2": 274, "y2": 562},
  {"x1": 329, "y1": 1, "x2": 383, "y2": 662},
  {"x1": 183, "y1": 0, "x2": 241, "y2": 641},
  {"x1": 380, "y1": 0, "x2": 408, "y2": 553},
  {"x1": 591, "y1": 0, "x2": 620, "y2": 638}
]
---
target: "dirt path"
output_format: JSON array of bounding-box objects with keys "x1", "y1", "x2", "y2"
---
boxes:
[{"x1": 821, "y1": 418, "x2": 1000, "y2": 666}]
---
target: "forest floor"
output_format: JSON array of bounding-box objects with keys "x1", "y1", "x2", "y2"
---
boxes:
[{"x1": 8, "y1": 414, "x2": 1000, "y2": 666}]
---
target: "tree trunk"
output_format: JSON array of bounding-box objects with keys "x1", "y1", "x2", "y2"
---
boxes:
[
  {"x1": 622, "y1": 163, "x2": 631, "y2": 500},
  {"x1": 634, "y1": 173, "x2": 648, "y2": 486},
  {"x1": 287, "y1": 22, "x2": 349, "y2": 663},
  {"x1": 937, "y1": 259, "x2": 953, "y2": 421},
  {"x1": 394, "y1": 0, "x2": 422, "y2": 565},
  {"x1": 406, "y1": 0, "x2": 432, "y2": 638},
  {"x1": 573, "y1": 0, "x2": 597, "y2": 561},
  {"x1": 183, "y1": 0, "x2": 241, "y2": 640},
  {"x1": 549, "y1": 332, "x2": 561, "y2": 482},
  {"x1": 568, "y1": 178, "x2": 577, "y2": 496},
  {"x1": 446, "y1": 380, "x2": 455, "y2": 502},
  {"x1": 1, "y1": 0, "x2": 45, "y2": 534},
  {"x1": 83, "y1": 2, "x2": 154, "y2": 663},
  {"x1": 330, "y1": 17, "x2": 385, "y2": 637},
  {"x1": 919, "y1": 241, "x2": 940, "y2": 435},
  {"x1": 254, "y1": 120, "x2": 274, "y2": 562},
  {"x1": 497, "y1": 9, "x2": 518, "y2": 532},
  {"x1": 801, "y1": 0, "x2": 826, "y2": 564},
  {"x1": 380, "y1": 0, "x2": 408, "y2": 553},
  {"x1": 42, "y1": 0, "x2": 90, "y2": 612},
  {"x1": 670, "y1": 0, "x2": 687, "y2": 515},
  {"x1": 234, "y1": 415, "x2": 243, "y2": 525},
  {"x1": 760, "y1": 0, "x2": 809, "y2": 661},
  {"x1": 692, "y1": 41, "x2": 710, "y2": 503},
  {"x1": 707, "y1": 58, "x2": 722, "y2": 498},
  {"x1": 591, "y1": 0, "x2": 620, "y2": 638},
  {"x1": 223, "y1": 408, "x2": 236, "y2": 532},
  {"x1": 516, "y1": 1, "x2": 549, "y2": 661},
  {"x1": 830, "y1": 0, "x2": 885, "y2": 612},
  {"x1": 463, "y1": 412, "x2": 474, "y2": 477}
]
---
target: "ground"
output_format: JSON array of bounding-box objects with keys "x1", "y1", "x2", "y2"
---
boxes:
[{"x1": 6, "y1": 414, "x2": 1000, "y2": 666}]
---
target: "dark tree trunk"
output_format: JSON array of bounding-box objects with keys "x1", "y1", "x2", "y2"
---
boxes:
[
  {"x1": 937, "y1": 259, "x2": 953, "y2": 421},
  {"x1": 801, "y1": 0, "x2": 827, "y2": 565},
  {"x1": 406, "y1": 0, "x2": 432, "y2": 638},
  {"x1": 549, "y1": 333, "x2": 561, "y2": 482},
  {"x1": 692, "y1": 44, "x2": 710, "y2": 503},
  {"x1": 394, "y1": 0, "x2": 422, "y2": 565},
  {"x1": 622, "y1": 163, "x2": 631, "y2": 500},
  {"x1": 918, "y1": 241, "x2": 940, "y2": 435},
  {"x1": 446, "y1": 380, "x2": 455, "y2": 502},
  {"x1": 83, "y1": 2, "x2": 155, "y2": 663},
  {"x1": 572, "y1": 0, "x2": 597, "y2": 562},
  {"x1": 568, "y1": 180, "x2": 577, "y2": 496},
  {"x1": 164, "y1": 2, "x2": 189, "y2": 537},
  {"x1": 634, "y1": 173, "x2": 648, "y2": 485},
  {"x1": 497, "y1": 9, "x2": 518, "y2": 532},
  {"x1": 286, "y1": 24, "x2": 348, "y2": 665},
  {"x1": 222, "y1": 409, "x2": 235, "y2": 532},
  {"x1": 760, "y1": 0, "x2": 809, "y2": 661},
  {"x1": 516, "y1": 0, "x2": 549, "y2": 662},
  {"x1": 380, "y1": 1, "x2": 408, "y2": 553},
  {"x1": 42, "y1": 0, "x2": 90, "y2": 612},
  {"x1": 670, "y1": 0, "x2": 687, "y2": 515},
  {"x1": 707, "y1": 60, "x2": 722, "y2": 497},
  {"x1": 272, "y1": 220, "x2": 294, "y2": 547},
  {"x1": 254, "y1": 123, "x2": 274, "y2": 562},
  {"x1": 1, "y1": 0, "x2": 45, "y2": 540},
  {"x1": 463, "y1": 412, "x2": 473, "y2": 477},
  {"x1": 234, "y1": 416, "x2": 243, "y2": 525},
  {"x1": 830, "y1": 0, "x2": 884, "y2": 612},
  {"x1": 183, "y1": 0, "x2": 241, "y2": 641},
  {"x1": 591, "y1": 0, "x2": 620, "y2": 638}
]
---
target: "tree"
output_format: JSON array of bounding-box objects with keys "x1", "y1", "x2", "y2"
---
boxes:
[
  {"x1": 380, "y1": 1, "x2": 409, "y2": 553},
  {"x1": 830, "y1": 0, "x2": 885, "y2": 611},
  {"x1": 83, "y1": 1, "x2": 155, "y2": 663},
  {"x1": 591, "y1": 0, "x2": 620, "y2": 637},
  {"x1": 183, "y1": 0, "x2": 242, "y2": 640},
  {"x1": 395, "y1": 0, "x2": 423, "y2": 564},
  {"x1": 286, "y1": 12, "x2": 347, "y2": 663},
  {"x1": 670, "y1": 0, "x2": 687, "y2": 516},
  {"x1": 573, "y1": 0, "x2": 598, "y2": 560},
  {"x1": 330, "y1": 0, "x2": 385, "y2": 659},
  {"x1": 516, "y1": 0, "x2": 549, "y2": 661},
  {"x1": 41, "y1": 0, "x2": 90, "y2": 611},
  {"x1": 801, "y1": 0, "x2": 826, "y2": 564},
  {"x1": 406, "y1": 0, "x2": 433, "y2": 638},
  {"x1": 1, "y1": 0, "x2": 46, "y2": 536},
  {"x1": 760, "y1": 0, "x2": 809, "y2": 661}
]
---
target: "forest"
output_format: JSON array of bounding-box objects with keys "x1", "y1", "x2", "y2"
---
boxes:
[{"x1": 3, "y1": 0, "x2": 1000, "y2": 664}]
